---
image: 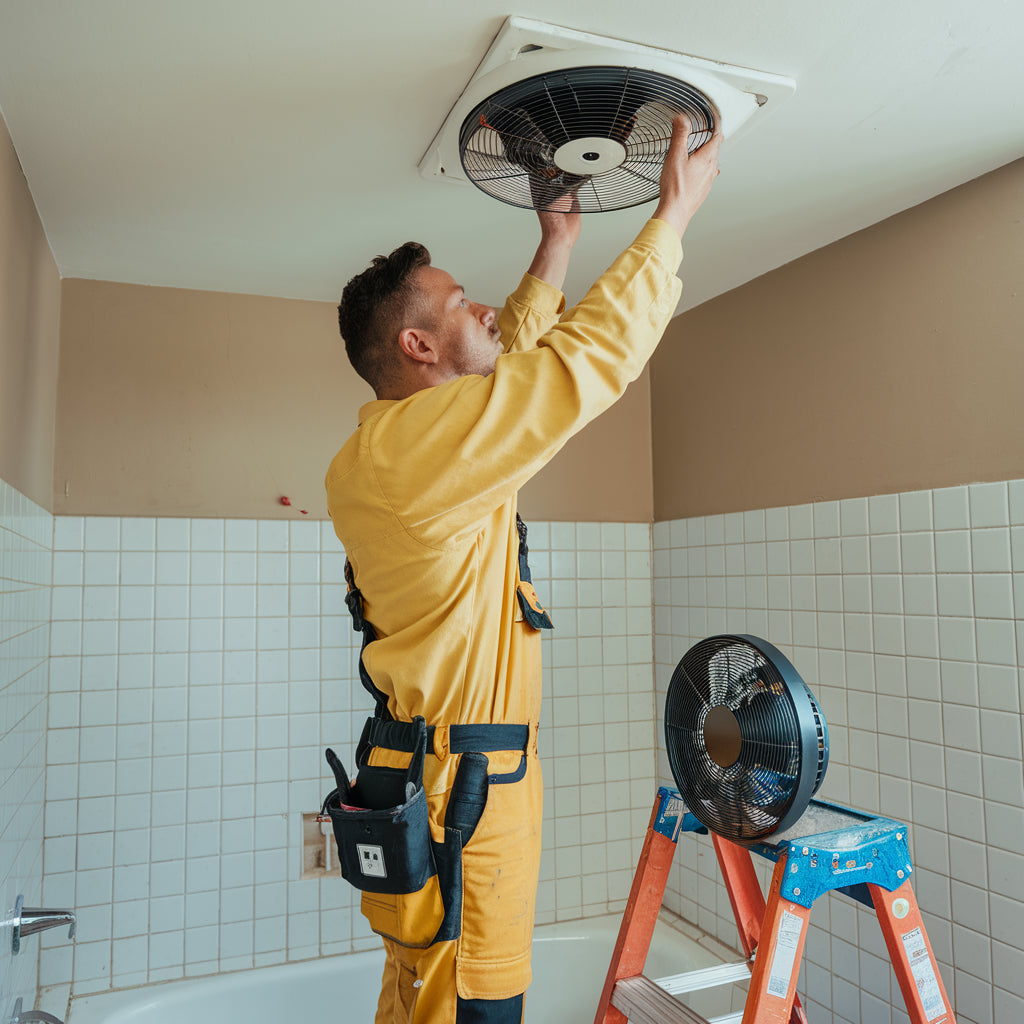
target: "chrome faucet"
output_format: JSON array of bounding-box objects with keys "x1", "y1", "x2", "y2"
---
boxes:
[{"x1": 9, "y1": 896, "x2": 76, "y2": 955}]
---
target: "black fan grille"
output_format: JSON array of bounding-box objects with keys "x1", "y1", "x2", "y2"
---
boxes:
[
  {"x1": 458, "y1": 66, "x2": 715, "y2": 213},
  {"x1": 665, "y1": 636, "x2": 819, "y2": 842}
]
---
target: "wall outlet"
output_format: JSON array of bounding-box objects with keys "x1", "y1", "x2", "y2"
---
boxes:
[{"x1": 301, "y1": 812, "x2": 336, "y2": 879}]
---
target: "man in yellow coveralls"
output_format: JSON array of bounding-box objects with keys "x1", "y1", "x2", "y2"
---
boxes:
[{"x1": 326, "y1": 115, "x2": 721, "y2": 1023}]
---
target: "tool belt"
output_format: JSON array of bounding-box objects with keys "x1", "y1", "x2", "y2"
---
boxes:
[
  {"x1": 320, "y1": 552, "x2": 536, "y2": 945},
  {"x1": 321, "y1": 715, "x2": 530, "y2": 944}
]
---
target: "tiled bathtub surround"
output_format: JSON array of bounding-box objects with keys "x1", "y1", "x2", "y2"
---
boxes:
[
  {"x1": 5, "y1": 477, "x2": 1021, "y2": 1020},
  {"x1": 0, "y1": 478, "x2": 52, "y2": 1018},
  {"x1": 42, "y1": 516, "x2": 657, "y2": 994},
  {"x1": 653, "y1": 481, "x2": 1024, "y2": 1024}
]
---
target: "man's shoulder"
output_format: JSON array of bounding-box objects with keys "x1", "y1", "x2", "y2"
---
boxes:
[{"x1": 324, "y1": 429, "x2": 360, "y2": 488}]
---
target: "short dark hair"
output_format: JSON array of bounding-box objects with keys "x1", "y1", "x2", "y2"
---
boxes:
[{"x1": 337, "y1": 242, "x2": 432, "y2": 391}]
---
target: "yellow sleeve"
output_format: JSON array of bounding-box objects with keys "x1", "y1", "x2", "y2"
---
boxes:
[
  {"x1": 363, "y1": 219, "x2": 683, "y2": 542},
  {"x1": 495, "y1": 273, "x2": 565, "y2": 353}
]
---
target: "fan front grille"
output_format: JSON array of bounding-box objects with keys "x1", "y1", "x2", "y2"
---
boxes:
[
  {"x1": 665, "y1": 636, "x2": 815, "y2": 842},
  {"x1": 458, "y1": 66, "x2": 715, "y2": 213}
]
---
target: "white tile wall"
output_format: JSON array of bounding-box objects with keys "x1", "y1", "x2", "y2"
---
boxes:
[
  {"x1": 42, "y1": 514, "x2": 656, "y2": 993},
  {"x1": 654, "y1": 480, "x2": 1024, "y2": 1024},
  {"x1": 536, "y1": 520, "x2": 657, "y2": 924},
  {"x1": 10, "y1": 477, "x2": 1020, "y2": 1015},
  {"x1": 0, "y1": 478, "x2": 52, "y2": 1021}
]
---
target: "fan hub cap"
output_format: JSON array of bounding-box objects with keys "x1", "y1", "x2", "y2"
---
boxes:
[
  {"x1": 704, "y1": 705, "x2": 742, "y2": 767},
  {"x1": 552, "y1": 136, "x2": 627, "y2": 176}
]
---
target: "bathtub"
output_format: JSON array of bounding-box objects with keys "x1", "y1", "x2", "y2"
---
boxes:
[{"x1": 67, "y1": 913, "x2": 741, "y2": 1023}]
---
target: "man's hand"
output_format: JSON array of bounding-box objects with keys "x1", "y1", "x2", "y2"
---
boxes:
[
  {"x1": 537, "y1": 189, "x2": 582, "y2": 249},
  {"x1": 527, "y1": 190, "x2": 582, "y2": 291},
  {"x1": 653, "y1": 115, "x2": 723, "y2": 238}
]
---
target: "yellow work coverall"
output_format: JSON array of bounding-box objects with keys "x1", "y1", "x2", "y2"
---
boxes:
[{"x1": 325, "y1": 218, "x2": 683, "y2": 1023}]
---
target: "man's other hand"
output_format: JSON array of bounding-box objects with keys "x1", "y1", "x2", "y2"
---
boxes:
[
  {"x1": 527, "y1": 191, "x2": 582, "y2": 290},
  {"x1": 537, "y1": 190, "x2": 582, "y2": 250},
  {"x1": 653, "y1": 114, "x2": 723, "y2": 238}
]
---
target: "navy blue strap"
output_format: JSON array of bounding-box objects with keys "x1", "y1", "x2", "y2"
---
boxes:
[
  {"x1": 344, "y1": 555, "x2": 539, "y2": 746},
  {"x1": 344, "y1": 560, "x2": 392, "y2": 722},
  {"x1": 515, "y1": 514, "x2": 534, "y2": 584},
  {"x1": 515, "y1": 514, "x2": 554, "y2": 630},
  {"x1": 444, "y1": 723, "x2": 530, "y2": 753},
  {"x1": 365, "y1": 717, "x2": 530, "y2": 756}
]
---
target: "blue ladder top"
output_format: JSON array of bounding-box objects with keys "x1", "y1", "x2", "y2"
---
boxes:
[{"x1": 654, "y1": 785, "x2": 914, "y2": 910}]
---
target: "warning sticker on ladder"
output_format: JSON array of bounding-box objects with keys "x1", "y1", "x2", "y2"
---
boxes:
[
  {"x1": 766, "y1": 910, "x2": 804, "y2": 998},
  {"x1": 901, "y1": 927, "x2": 947, "y2": 1020}
]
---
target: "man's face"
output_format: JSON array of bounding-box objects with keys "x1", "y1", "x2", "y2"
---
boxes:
[{"x1": 411, "y1": 265, "x2": 503, "y2": 379}]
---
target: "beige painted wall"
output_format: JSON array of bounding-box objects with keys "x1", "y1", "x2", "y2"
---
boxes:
[
  {"x1": 0, "y1": 110, "x2": 61, "y2": 510},
  {"x1": 55, "y1": 280, "x2": 367, "y2": 519},
  {"x1": 652, "y1": 157, "x2": 1024, "y2": 520},
  {"x1": 54, "y1": 156, "x2": 1022, "y2": 525},
  {"x1": 522, "y1": 369, "x2": 652, "y2": 522},
  {"x1": 55, "y1": 279, "x2": 654, "y2": 521}
]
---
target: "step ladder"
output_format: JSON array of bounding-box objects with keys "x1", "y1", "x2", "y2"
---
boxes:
[{"x1": 594, "y1": 787, "x2": 957, "y2": 1024}]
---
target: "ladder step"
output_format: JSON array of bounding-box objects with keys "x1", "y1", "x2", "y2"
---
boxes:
[
  {"x1": 708, "y1": 1013, "x2": 744, "y2": 1024},
  {"x1": 610, "y1": 975, "x2": 711, "y2": 1024},
  {"x1": 654, "y1": 958, "x2": 752, "y2": 995}
]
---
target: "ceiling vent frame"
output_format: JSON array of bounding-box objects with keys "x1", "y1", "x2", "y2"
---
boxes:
[{"x1": 418, "y1": 16, "x2": 796, "y2": 196}]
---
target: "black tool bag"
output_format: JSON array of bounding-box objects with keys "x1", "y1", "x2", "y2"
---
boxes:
[
  {"x1": 321, "y1": 716, "x2": 437, "y2": 895},
  {"x1": 322, "y1": 714, "x2": 498, "y2": 945}
]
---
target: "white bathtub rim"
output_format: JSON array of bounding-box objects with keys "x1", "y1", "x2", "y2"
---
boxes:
[
  {"x1": 64, "y1": 948, "x2": 382, "y2": 1024},
  {"x1": 62, "y1": 910, "x2": 736, "y2": 1024}
]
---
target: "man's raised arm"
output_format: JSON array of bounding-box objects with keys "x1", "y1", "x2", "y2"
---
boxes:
[
  {"x1": 523, "y1": 111, "x2": 720, "y2": 290},
  {"x1": 525, "y1": 196, "x2": 582, "y2": 292}
]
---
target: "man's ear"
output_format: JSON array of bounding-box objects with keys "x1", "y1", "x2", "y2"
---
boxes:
[{"x1": 397, "y1": 326, "x2": 439, "y2": 365}]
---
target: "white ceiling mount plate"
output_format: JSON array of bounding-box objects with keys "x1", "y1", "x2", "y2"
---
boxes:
[{"x1": 418, "y1": 16, "x2": 796, "y2": 184}]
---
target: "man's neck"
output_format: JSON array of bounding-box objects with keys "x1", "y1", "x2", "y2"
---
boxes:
[{"x1": 376, "y1": 367, "x2": 454, "y2": 401}]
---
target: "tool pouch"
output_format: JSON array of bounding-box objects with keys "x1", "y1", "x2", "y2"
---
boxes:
[
  {"x1": 322, "y1": 720, "x2": 500, "y2": 945},
  {"x1": 321, "y1": 716, "x2": 437, "y2": 895},
  {"x1": 428, "y1": 750, "x2": 490, "y2": 944}
]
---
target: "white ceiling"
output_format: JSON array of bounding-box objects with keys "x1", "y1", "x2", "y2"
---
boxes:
[{"x1": 1, "y1": 1, "x2": 1022, "y2": 312}]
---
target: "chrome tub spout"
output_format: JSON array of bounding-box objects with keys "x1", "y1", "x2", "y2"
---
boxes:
[{"x1": 9, "y1": 895, "x2": 76, "y2": 954}]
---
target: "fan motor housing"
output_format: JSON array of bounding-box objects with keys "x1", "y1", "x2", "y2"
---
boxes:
[{"x1": 664, "y1": 634, "x2": 829, "y2": 843}]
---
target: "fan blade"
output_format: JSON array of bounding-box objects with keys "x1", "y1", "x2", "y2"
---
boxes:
[{"x1": 480, "y1": 105, "x2": 590, "y2": 208}]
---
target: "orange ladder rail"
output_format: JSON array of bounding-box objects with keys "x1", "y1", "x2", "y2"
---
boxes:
[{"x1": 595, "y1": 787, "x2": 956, "y2": 1024}]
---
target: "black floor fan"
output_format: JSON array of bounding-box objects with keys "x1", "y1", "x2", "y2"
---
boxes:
[{"x1": 664, "y1": 634, "x2": 829, "y2": 843}]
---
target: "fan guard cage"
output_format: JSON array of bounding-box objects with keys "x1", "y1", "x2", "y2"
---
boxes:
[
  {"x1": 458, "y1": 65, "x2": 715, "y2": 213},
  {"x1": 664, "y1": 634, "x2": 828, "y2": 843}
]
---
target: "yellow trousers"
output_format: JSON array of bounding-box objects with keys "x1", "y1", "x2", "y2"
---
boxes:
[{"x1": 362, "y1": 747, "x2": 542, "y2": 1023}]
